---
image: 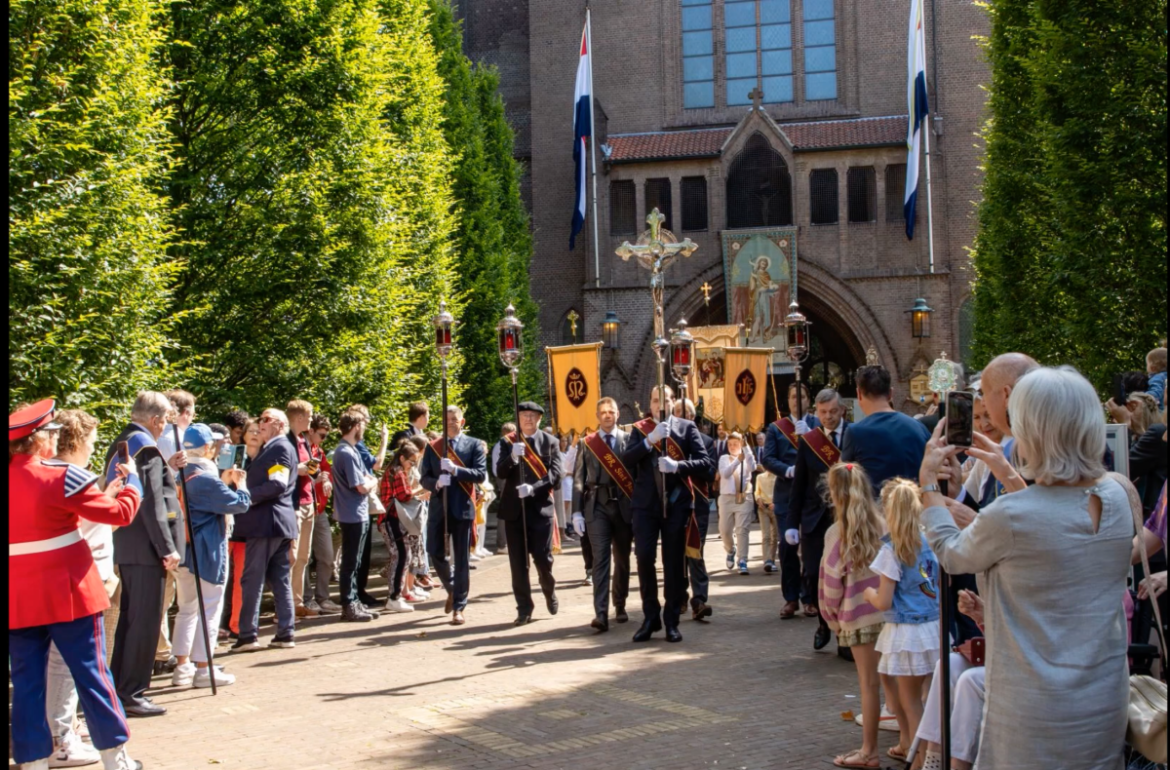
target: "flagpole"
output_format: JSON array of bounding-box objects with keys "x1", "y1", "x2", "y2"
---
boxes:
[{"x1": 586, "y1": 8, "x2": 601, "y2": 288}]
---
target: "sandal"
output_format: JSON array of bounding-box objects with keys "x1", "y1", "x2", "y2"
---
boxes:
[
  {"x1": 888, "y1": 745, "x2": 908, "y2": 760},
  {"x1": 833, "y1": 750, "x2": 880, "y2": 769}
]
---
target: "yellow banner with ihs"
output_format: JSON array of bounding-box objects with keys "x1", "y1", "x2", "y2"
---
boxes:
[
  {"x1": 722, "y1": 348, "x2": 773, "y2": 433},
  {"x1": 546, "y1": 342, "x2": 603, "y2": 435}
]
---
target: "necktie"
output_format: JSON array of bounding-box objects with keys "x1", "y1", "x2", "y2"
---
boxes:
[
  {"x1": 831, "y1": 430, "x2": 839, "y2": 447},
  {"x1": 606, "y1": 434, "x2": 614, "y2": 450}
]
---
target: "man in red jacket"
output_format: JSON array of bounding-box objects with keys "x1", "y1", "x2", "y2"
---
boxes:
[{"x1": 9, "y1": 399, "x2": 145, "y2": 770}]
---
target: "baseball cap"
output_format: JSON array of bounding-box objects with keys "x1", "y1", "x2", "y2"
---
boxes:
[{"x1": 184, "y1": 423, "x2": 225, "y2": 450}]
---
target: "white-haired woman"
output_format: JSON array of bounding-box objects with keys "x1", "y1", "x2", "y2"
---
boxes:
[{"x1": 918, "y1": 366, "x2": 1132, "y2": 770}]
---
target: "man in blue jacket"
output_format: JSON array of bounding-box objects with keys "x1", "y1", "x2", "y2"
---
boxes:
[
  {"x1": 761, "y1": 382, "x2": 819, "y2": 619},
  {"x1": 840, "y1": 366, "x2": 931, "y2": 494},
  {"x1": 232, "y1": 408, "x2": 299, "y2": 652},
  {"x1": 420, "y1": 405, "x2": 487, "y2": 626}
]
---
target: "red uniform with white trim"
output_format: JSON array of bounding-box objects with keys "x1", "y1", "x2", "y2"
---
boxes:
[{"x1": 8, "y1": 454, "x2": 140, "y2": 630}]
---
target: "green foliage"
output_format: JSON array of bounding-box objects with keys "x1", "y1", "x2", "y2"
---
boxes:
[
  {"x1": 428, "y1": 0, "x2": 544, "y2": 439},
  {"x1": 9, "y1": 0, "x2": 183, "y2": 431},
  {"x1": 167, "y1": 0, "x2": 459, "y2": 425},
  {"x1": 971, "y1": 0, "x2": 1167, "y2": 388}
]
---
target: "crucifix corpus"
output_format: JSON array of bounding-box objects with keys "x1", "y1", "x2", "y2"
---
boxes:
[{"x1": 616, "y1": 207, "x2": 698, "y2": 516}]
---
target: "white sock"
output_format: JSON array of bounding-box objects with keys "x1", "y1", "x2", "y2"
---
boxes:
[{"x1": 921, "y1": 752, "x2": 943, "y2": 770}]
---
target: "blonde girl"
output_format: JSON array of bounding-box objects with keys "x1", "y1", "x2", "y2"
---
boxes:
[
  {"x1": 863, "y1": 478, "x2": 941, "y2": 762},
  {"x1": 819, "y1": 462, "x2": 885, "y2": 770}
]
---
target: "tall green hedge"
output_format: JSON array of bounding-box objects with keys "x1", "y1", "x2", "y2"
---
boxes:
[
  {"x1": 429, "y1": 0, "x2": 543, "y2": 439},
  {"x1": 971, "y1": 0, "x2": 1167, "y2": 387},
  {"x1": 9, "y1": 0, "x2": 182, "y2": 428}
]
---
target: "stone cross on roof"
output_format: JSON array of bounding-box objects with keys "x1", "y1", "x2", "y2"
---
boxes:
[{"x1": 748, "y1": 87, "x2": 763, "y2": 110}]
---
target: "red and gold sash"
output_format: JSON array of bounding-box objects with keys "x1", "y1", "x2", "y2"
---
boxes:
[
  {"x1": 427, "y1": 438, "x2": 478, "y2": 503},
  {"x1": 800, "y1": 427, "x2": 841, "y2": 469},
  {"x1": 583, "y1": 431, "x2": 635, "y2": 499},
  {"x1": 685, "y1": 513, "x2": 703, "y2": 560},
  {"x1": 774, "y1": 416, "x2": 799, "y2": 449},
  {"x1": 506, "y1": 432, "x2": 549, "y2": 479},
  {"x1": 632, "y1": 417, "x2": 696, "y2": 505}
]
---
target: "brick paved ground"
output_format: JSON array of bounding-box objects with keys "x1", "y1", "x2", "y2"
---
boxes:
[{"x1": 94, "y1": 528, "x2": 903, "y2": 770}]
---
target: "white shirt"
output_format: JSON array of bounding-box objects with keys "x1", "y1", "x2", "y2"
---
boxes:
[
  {"x1": 718, "y1": 451, "x2": 757, "y2": 496},
  {"x1": 80, "y1": 517, "x2": 115, "y2": 582},
  {"x1": 961, "y1": 434, "x2": 1011, "y2": 504}
]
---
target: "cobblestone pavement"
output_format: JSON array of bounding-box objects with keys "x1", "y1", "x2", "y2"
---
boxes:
[{"x1": 112, "y1": 529, "x2": 902, "y2": 770}]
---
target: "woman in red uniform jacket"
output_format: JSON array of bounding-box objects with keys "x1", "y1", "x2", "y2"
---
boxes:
[{"x1": 9, "y1": 399, "x2": 145, "y2": 770}]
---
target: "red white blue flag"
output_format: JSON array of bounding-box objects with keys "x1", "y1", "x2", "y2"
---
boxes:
[{"x1": 570, "y1": 18, "x2": 592, "y2": 250}]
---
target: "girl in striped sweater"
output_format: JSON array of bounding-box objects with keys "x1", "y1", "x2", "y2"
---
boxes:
[{"x1": 819, "y1": 462, "x2": 886, "y2": 770}]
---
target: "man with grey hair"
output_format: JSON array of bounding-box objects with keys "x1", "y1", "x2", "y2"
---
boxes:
[
  {"x1": 232, "y1": 407, "x2": 300, "y2": 651},
  {"x1": 103, "y1": 390, "x2": 186, "y2": 717}
]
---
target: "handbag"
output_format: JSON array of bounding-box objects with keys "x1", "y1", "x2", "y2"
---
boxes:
[
  {"x1": 395, "y1": 498, "x2": 424, "y2": 537},
  {"x1": 1110, "y1": 473, "x2": 1168, "y2": 763},
  {"x1": 954, "y1": 637, "x2": 985, "y2": 666}
]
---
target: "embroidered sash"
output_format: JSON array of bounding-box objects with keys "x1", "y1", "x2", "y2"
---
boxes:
[
  {"x1": 427, "y1": 438, "x2": 478, "y2": 503},
  {"x1": 582, "y1": 431, "x2": 634, "y2": 499},
  {"x1": 506, "y1": 432, "x2": 550, "y2": 479},
  {"x1": 632, "y1": 417, "x2": 695, "y2": 505},
  {"x1": 800, "y1": 427, "x2": 841, "y2": 469},
  {"x1": 774, "y1": 416, "x2": 799, "y2": 449},
  {"x1": 684, "y1": 513, "x2": 703, "y2": 560}
]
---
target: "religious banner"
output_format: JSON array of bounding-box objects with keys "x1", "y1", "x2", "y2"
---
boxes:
[
  {"x1": 722, "y1": 229, "x2": 797, "y2": 367},
  {"x1": 546, "y1": 342, "x2": 602, "y2": 435},
  {"x1": 687, "y1": 324, "x2": 741, "y2": 424},
  {"x1": 721, "y1": 348, "x2": 773, "y2": 433}
]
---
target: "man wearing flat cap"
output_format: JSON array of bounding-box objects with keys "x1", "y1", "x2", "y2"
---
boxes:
[{"x1": 494, "y1": 401, "x2": 564, "y2": 625}]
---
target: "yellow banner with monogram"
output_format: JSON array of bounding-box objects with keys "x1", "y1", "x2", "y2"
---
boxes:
[
  {"x1": 721, "y1": 348, "x2": 773, "y2": 433},
  {"x1": 546, "y1": 342, "x2": 603, "y2": 436}
]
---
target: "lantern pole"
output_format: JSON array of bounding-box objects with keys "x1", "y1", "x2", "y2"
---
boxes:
[
  {"x1": 784, "y1": 302, "x2": 811, "y2": 420},
  {"x1": 433, "y1": 302, "x2": 456, "y2": 558},
  {"x1": 497, "y1": 304, "x2": 530, "y2": 569}
]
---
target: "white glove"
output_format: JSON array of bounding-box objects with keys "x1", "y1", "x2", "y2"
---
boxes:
[
  {"x1": 646, "y1": 421, "x2": 670, "y2": 445},
  {"x1": 517, "y1": 483, "x2": 534, "y2": 498},
  {"x1": 794, "y1": 419, "x2": 811, "y2": 435},
  {"x1": 785, "y1": 529, "x2": 800, "y2": 546},
  {"x1": 785, "y1": 466, "x2": 795, "y2": 479},
  {"x1": 511, "y1": 442, "x2": 527, "y2": 459},
  {"x1": 658, "y1": 456, "x2": 679, "y2": 474},
  {"x1": 441, "y1": 458, "x2": 457, "y2": 473},
  {"x1": 572, "y1": 513, "x2": 586, "y2": 537},
  {"x1": 436, "y1": 473, "x2": 451, "y2": 489}
]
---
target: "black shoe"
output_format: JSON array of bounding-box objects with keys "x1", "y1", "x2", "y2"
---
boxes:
[
  {"x1": 632, "y1": 617, "x2": 662, "y2": 642},
  {"x1": 545, "y1": 591, "x2": 559, "y2": 616},
  {"x1": 268, "y1": 634, "x2": 296, "y2": 649},
  {"x1": 837, "y1": 644, "x2": 855, "y2": 663},
  {"x1": 358, "y1": 593, "x2": 379, "y2": 609},
  {"x1": 591, "y1": 614, "x2": 609, "y2": 633},
  {"x1": 692, "y1": 602, "x2": 713, "y2": 622},
  {"x1": 341, "y1": 602, "x2": 374, "y2": 623},
  {"x1": 665, "y1": 625, "x2": 683, "y2": 643},
  {"x1": 614, "y1": 607, "x2": 629, "y2": 624},
  {"x1": 230, "y1": 637, "x2": 261, "y2": 653},
  {"x1": 514, "y1": 613, "x2": 533, "y2": 626},
  {"x1": 814, "y1": 623, "x2": 833, "y2": 651},
  {"x1": 152, "y1": 656, "x2": 178, "y2": 676},
  {"x1": 124, "y1": 699, "x2": 167, "y2": 718}
]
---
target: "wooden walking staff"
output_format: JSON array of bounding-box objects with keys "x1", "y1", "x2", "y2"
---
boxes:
[
  {"x1": 926, "y1": 352, "x2": 960, "y2": 770},
  {"x1": 170, "y1": 421, "x2": 217, "y2": 694},
  {"x1": 617, "y1": 208, "x2": 698, "y2": 517},
  {"x1": 433, "y1": 302, "x2": 456, "y2": 559},
  {"x1": 497, "y1": 303, "x2": 530, "y2": 570}
]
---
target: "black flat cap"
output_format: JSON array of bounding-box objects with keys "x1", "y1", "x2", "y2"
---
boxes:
[{"x1": 517, "y1": 401, "x2": 545, "y2": 415}]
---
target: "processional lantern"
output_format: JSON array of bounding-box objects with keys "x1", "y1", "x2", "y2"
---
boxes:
[
  {"x1": 496, "y1": 303, "x2": 524, "y2": 370},
  {"x1": 784, "y1": 302, "x2": 811, "y2": 363},
  {"x1": 433, "y1": 301, "x2": 455, "y2": 359},
  {"x1": 669, "y1": 320, "x2": 695, "y2": 386}
]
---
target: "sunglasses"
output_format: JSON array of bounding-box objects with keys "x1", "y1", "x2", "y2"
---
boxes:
[{"x1": 258, "y1": 416, "x2": 275, "y2": 424}]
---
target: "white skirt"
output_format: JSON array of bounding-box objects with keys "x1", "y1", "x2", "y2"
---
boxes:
[{"x1": 876, "y1": 619, "x2": 941, "y2": 676}]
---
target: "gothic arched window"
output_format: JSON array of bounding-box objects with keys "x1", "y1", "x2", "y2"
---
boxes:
[{"x1": 725, "y1": 133, "x2": 792, "y2": 229}]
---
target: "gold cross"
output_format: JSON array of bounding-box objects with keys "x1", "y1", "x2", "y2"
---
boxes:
[
  {"x1": 701, "y1": 282, "x2": 712, "y2": 306},
  {"x1": 567, "y1": 309, "x2": 580, "y2": 339}
]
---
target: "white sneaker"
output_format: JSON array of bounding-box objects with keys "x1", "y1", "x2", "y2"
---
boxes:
[
  {"x1": 171, "y1": 662, "x2": 196, "y2": 688},
  {"x1": 317, "y1": 598, "x2": 343, "y2": 613},
  {"x1": 98, "y1": 745, "x2": 137, "y2": 770},
  {"x1": 469, "y1": 553, "x2": 482, "y2": 562},
  {"x1": 48, "y1": 731, "x2": 100, "y2": 767},
  {"x1": 383, "y1": 597, "x2": 414, "y2": 613},
  {"x1": 412, "y1": 588, "x2": 431, "y2": 600},
  {"x1": 20, "y1": 760, "x2": 50, "y2": 770},
  {"x1": 854, "y1": 704, "x2": 900, "y2": 731},
  {"x1": 193, "y1": 666, "x2": 235, "y2": 688},
  {"x1": 475, "y1": 549, "x2": 492, "y2": 558}
]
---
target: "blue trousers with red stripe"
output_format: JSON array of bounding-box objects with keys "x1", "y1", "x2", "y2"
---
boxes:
[{"x1": 9, "y1": 613, "x2": 130, "y2": 763}]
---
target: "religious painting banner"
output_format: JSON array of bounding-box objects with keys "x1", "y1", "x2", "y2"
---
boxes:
[
  {"x1": 722, "y1": 348, "x2": 773, "y2": 433},
  {"x1": 722, "y1": 229, "x2": 798, "y2": 367},
  {"x1": 546, "y1": 342, "x2": 603, "y2": 435},
  {"x1": 688, "y1": 324, "x2": 741, "y2": 424}
]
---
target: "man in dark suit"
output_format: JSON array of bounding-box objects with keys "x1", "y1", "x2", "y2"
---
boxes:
[
  {"x1": 840, "y1": 366, "x2": 932, "y2": 494},
  {"x1": 674, "y1": 398, "x2": 716, "y2": 622},
  {"x1": 390, "y1": 400, "x2": 428, "y2": 450},
  {"x1": 761, "y1": 382, "x2": 819, "y2": 619},
  {"x1": 572, "y1": 397, "x2": 634, "y2": 632},
  {"x1": 495, "y1": 401, "x2": 563, "y2": 625},
  {"x1": 621, "y1": 385, "x2": 715, "y2": 643},
  {"x1": 420, "y1": 405, "x2": 487, "y2": 626},
  {"x1": 104, "y1": 391, "x2": 186, "y2": 717},
  {"x1": 786, "y1": 388, "x2": 849, "y2": 648},
  {"x1": 233, "y1": 407, "x2": 299, "y2": 651}
]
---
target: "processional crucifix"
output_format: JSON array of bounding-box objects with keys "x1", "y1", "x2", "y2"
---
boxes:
[{"x1": 617, "y1": 208, "x2": 698, "y2": 514}]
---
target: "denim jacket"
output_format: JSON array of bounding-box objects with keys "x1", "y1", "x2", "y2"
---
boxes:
[
  {"x1": 881, "y1": 533, "x2": 940, "y2": 625},
  {"x1": 182, "y1": 458, "x2": 252, "y2": 584}
]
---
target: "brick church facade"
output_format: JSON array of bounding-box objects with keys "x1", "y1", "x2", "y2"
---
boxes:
[{"x1": 456, "y1": 0, "x2": 991, "y2": 421}]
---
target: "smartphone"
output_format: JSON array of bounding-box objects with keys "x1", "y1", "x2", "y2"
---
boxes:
[
  {"x1": 216, "y1": 442, "x2": 239, "y2": 471},
  {"x1": 946, "y1": 391, "x2": 975, "y2": 447},
  {"x1": 1113, "y1": 373, "x2": 1127, "y2": 407},
  {"x1": 116, "y1": 440, "x2": 130, "y2": 465}
]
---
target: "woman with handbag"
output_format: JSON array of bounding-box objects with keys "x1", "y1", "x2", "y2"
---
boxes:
[{"x1": 378, "y1": 443, "x2": 421, "y2": 613}]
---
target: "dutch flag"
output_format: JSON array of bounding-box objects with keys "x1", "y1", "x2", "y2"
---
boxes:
[
  {"x1": 904, "y1": 0, "x2": 929, "y2": 240},
  {"x1": 570, "y1": 19, "x2": 592, "y2": 250}
]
